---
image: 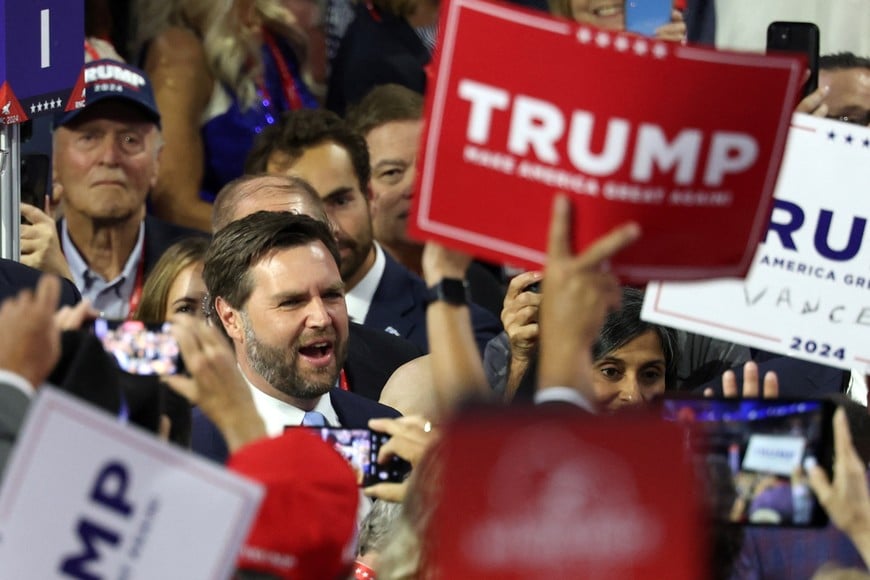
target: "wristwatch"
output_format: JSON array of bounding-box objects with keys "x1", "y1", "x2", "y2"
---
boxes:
[{"x1": 426, "y1": 278, "x2": 470, "y2": 306}]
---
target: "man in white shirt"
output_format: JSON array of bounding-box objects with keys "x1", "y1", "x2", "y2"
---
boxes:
[{"x1": 192, "y1": 211, "x2": 399, "y2": 462}]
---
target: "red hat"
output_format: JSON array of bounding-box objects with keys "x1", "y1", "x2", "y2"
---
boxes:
[{"x1": 228, "y1": 429, "x2": 359, "y2": 580}]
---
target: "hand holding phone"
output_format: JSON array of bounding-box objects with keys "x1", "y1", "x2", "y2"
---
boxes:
[
  {"x1": 92, "y1": 318, "x2": 185, "y2": 376},
  {"x1": 310, "y1": 427, "x2": 412, "y2": 488}
]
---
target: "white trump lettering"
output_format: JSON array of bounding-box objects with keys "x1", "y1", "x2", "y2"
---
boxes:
[{"x1": 457, "y1": 79, "x2": 759, "y2": 186}]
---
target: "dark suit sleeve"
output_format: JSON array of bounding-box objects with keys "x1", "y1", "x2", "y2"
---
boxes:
[
  {"x1": 190, "y1": 407, "x2": 230, "y2": 464},
  {"x1": 0, "y1": 383, "x2": 31, "y2": 480},
  {"x1": 331, "y1": 388, "x2": 401, "y2": 428},
  {"x1": 0, "y1": 258, "x2": 80, "y2": 308}
]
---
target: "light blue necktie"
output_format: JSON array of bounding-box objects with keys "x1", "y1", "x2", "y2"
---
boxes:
[{"x1": 301, "y1": 410, "x2": 328, "y2": 426}]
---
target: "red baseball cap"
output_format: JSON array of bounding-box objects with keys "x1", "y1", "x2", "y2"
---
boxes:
[{"x1": 228, "y1": 429, "x2": 359, "y2": 579}]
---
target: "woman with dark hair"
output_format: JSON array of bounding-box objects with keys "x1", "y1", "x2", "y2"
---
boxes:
[
  {"x1": 511, "y1": 286, "x2": 680, "y2": 412},
  {"x1": 590, "y1": 286, "x2": 680, "y2": 411}
]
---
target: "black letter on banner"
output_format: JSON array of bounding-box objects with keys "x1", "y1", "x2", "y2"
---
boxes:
[
  {"x1": 91, "y1": 461, "x2": 134, "y2": 516},
  {"x1": 59, "y1": 520, "x2": 120, "y2": 580}
]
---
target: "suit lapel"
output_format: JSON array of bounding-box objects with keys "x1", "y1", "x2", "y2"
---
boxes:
[{"x1": 364, "y1": 252, "x2": 420, "y2": 339}]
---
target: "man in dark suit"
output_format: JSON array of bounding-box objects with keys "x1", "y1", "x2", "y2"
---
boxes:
[
  {"x1": 244, "y1": 110, "x2": 502, "y2": 353},
  {"x1": 211, "y1": 173, "x2": 423, "y2": 402},
  {"x1": 19, "y1": 59, "x2": 202, "y2": 319},
  {"x1": 193, "y1": 211, "x2": 400, "y2": 463}
]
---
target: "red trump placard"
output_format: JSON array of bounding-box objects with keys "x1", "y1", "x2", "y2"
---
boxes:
[
  {"x1": 409, "y1": 0, "x2": 804, "y2": 280},
  {"x1": 426, "y1": 408, "x2": 705, "y2": 578}
]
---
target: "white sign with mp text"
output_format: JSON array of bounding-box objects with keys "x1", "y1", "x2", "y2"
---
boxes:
[{"x1": 0, "y1": 388, "x2": 264, "y2": 579}]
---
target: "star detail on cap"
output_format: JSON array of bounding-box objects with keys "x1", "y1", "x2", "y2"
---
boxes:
[
  {"x1": 652, "y1": 43, "x2": 668, "y2": 59},
  {"x1": 614, "y1": 36, "x2": 630, "y2": 52},
  {"x1": 633, "y1": 39, "x2": 648, "y2": 55},
  {"x1": 595, "y1": 31, "x2": 611, "y2": 48},
  {"x1": 576, "y1": 27, "x2": 593, "y2": 44}
]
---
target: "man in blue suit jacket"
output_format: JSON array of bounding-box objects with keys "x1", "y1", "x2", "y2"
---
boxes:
[
  {"x1": 193, "y1": 211, "x2": 399, "y2": 463},
  {"x1": 244, "y1": 109, "x2": 502, "y2": 353}
]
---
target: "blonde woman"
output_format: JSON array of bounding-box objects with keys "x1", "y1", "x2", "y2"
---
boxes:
[
  {"x1": 133, "y1": 237, "x2": 211, "y2": 324},
  {"x1": 137, "y1": 0, "x2": 317, "y2": 232}
]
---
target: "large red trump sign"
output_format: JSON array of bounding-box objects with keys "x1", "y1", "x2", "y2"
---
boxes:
[{"x1": 409, "y1": 0, "x2": 804, "y2": 281}]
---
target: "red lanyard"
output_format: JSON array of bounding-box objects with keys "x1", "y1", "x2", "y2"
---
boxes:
[
  {"x1": 339, "y1": 368, "x2": 349, "y2": 391},
  {"x1": 261, "y1": 29, "x2": 303, "y2": 110},
  {"x1": 126, "y1": 253, "x2": 146, "y2": 319}
]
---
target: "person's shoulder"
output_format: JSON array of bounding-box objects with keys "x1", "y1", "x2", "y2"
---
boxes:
[
  {"x1": 0, "y1": 259, "x2": 80, "y2": 307},
  {"x1": 382, "y1": 251, "x2": 426, "y2": 290},
  {"x1": 146, "y1": 26, "x2": 207, "y2": 66},
  {"x1": 143, "y1": 26, "x2": 213, "y2": 98},
  {"x1": 331, "y1": 388, "x2": 401, "y2": 421},
  {"x1": 349, "y1": 322, "x2": 423, "y2": 358}
]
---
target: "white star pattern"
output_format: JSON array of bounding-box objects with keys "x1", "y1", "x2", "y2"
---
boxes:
[
  {"x1": 614, "y1": 36, "x2": 630, "y2": 52},
  {"x1": 30, "y1": 104, "x2": 36, "y2": 114},
  {"x1": 595, "y1": 31, "x2": 611, "y2": 48},
  {"x1": 36, "y1": 102, "x2": 43, "y2": 112},
  {"x1": 652, "y1": 43, "x2": 668, "y2": 59},
  {"x1": 633, "y1": 39, "x2": 648, "y2": 55},
  {"x1": 576, "y1": 27, "x2": 592, "y2": 44}
]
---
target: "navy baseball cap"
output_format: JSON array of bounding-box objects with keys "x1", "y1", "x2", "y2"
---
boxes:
[{"x1": 57, "y1": 59, "x2": 161, "y2": 127}]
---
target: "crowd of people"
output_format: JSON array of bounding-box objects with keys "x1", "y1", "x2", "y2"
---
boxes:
[{"x1": 3, "y1": 0, "x2": 870, "y2": 578}]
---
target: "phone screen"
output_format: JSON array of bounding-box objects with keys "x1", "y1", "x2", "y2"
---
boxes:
[
  {"x1": 311, "y1": 428, "x2": 411, "y2": 487},
  {"x1": 92, "y1": 319, "x2": 184, "y2": 376},
  {"x1": 624, "y1": 0, "x2": 672, "y2": 37},
  {"x1": 661, "y1": 397, "x2": 833, "y2": 527}
]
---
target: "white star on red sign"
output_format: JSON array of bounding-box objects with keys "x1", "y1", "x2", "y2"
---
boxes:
[
  {"x1": 576, "y1": 28, "x2": 592, "y2": 43},
  {"x1": 633, "y1": 39, "x2": 648, "y2": 55}
]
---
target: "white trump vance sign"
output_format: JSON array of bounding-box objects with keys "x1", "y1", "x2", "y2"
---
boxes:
[
  {"x1": 643, "y1": 113, "x2": 870, "y2": 372},
  {"x1": 0, "y1": 388, "x2": 263, "y2": 580}
]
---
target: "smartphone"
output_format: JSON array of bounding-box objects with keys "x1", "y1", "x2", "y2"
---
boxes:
[
  {"x1": 766, "y1": 22, "x2": 820, "y2": 98},
  {"x1": 625, "y1": 0, "x2": 672, "y2": 37},
  {"x1": 92, "y1": 319, "x2": 185, "y2": 376},
  {"x1": 309, "y1": 427, "x2": 411, "y2": 487},
  {"x1": 661, "y1": 397, "x2": 834, "y2": 527}
]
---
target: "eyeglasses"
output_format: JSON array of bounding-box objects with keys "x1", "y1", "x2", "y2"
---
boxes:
[{"x1": 70, "y1": 128, "x2": 149, "y2": 156}]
